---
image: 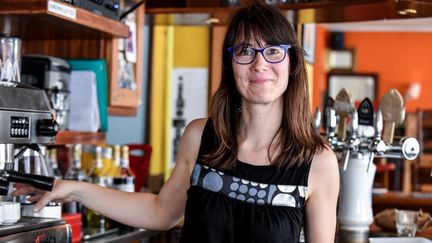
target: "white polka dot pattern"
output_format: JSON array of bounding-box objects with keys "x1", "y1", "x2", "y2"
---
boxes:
[{"x1": 190, "y1": 163, "x2": 308, "y2": 208}]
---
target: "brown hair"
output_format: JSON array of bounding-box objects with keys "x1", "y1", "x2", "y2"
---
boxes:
[{"x1": 203, "y1": 3, "x2": 326, "y2": 169}]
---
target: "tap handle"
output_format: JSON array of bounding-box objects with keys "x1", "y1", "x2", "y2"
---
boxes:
[
  {"x1": 313, "y1": 107, "x2": 321, "y2": 131},
  {"x1": 4, "y1": 170, "x2": 55, "y2": 192},
  {"x1": 343, "y1": 150, "x2": 350, "y2": 171},
  {"x1": 323, "y1": 97, "x2": 335, "y2": 128},
  {"x1": 375, "y1": 109, "x2": 383, "y2": 138},
  {"x1": 367, "y1": 152, "x2": 374, "y2": 173},
  {"x1": 326, "y1": 108, "x2": 337, "y2": 136},
  {"x1": 335, "y1": 88, "x2": 355, "y2": 140},
  {"x1": 358, "y1": 97, "x2": 374, "y2": 126},
  {"x1": 329, "y1": 108, "x2": 338, "y2": 129},
  {"x1": 350, "y1": 110, "x2": 359, "y2": 135}
]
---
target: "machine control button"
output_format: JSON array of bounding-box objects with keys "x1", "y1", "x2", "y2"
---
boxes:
[
  {"x1": 36, "y1": 119, "x2": 59, "y2": 137},
  {"x1": 10, "y1": 116, "x2": 30, "y2": 138}
]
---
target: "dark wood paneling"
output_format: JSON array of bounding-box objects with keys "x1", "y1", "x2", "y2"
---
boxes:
[{"x1": 0, "y1": 0, "x2": 128, "y2": 39}]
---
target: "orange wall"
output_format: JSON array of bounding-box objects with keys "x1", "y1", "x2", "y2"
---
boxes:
[
  {"x1": 313, "y1": 28, "x2": 432, "y2": 112},
  {"x1": 312, "y1": 25, "x2": 329, "y2": 110}
]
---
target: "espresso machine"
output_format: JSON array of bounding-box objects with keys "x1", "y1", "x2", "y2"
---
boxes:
[
  {"x1": 0, "y1": 35, "x2": 71, "y2": 242},
  {"x1": 318, "y1": 88, "x2": 420, "y2": 243}
]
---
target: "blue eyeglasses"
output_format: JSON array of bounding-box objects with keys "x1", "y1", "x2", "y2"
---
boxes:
[{"x1": 227, "y1": 44, "x2": 291, "y2": 65}]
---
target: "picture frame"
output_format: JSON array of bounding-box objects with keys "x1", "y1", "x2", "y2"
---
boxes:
[
  {"x1": 109, "y1": 4, "x2": 144, "y2": 108},
  {"x1": 327, "y1": 73, "x2": 378, "y2": 102},
  {"x1": 302, "y1": 23, "x2": 316, "y2": 64},
  {"x1": 328, "y1": 48, "x2": 355, "y2": 72}
]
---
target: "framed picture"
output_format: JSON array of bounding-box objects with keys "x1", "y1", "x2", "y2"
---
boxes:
[
  {"x1": 328, "y1": 48, "x2": 355, "y2": 72},
  {"x1": 302, "y1": 23, "x2": 316, "y2": 64},
  {"x1": 109, "y1": 4, "x2": 144, "y2": 108},
  {"x1": 327, "y1": 73, "x2": 378, "y2": 102}
]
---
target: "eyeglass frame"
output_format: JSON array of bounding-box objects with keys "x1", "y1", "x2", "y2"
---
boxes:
[{"x1": 227, "y1": 44, "x2": 291, "y2": 65}]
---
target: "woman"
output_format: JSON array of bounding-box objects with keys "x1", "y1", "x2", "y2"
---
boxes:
[{"x1": 13, "y1": 3, "x2": 339, "y2": 243}]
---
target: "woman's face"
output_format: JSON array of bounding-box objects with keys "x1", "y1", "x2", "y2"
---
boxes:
[{"x1": 232, "y1": 38, "x2": 290, "y2": 106}]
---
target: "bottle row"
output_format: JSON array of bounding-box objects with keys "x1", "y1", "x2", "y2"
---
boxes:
[{"x1": 46, "y1": 144, "x2": 136, "y2": 193}]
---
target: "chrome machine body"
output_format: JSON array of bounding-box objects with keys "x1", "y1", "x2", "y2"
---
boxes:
[{"x1": 0, "y1": 73, "x2": 71, "y2": 241}]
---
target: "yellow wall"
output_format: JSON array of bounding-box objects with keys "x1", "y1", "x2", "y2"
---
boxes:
[
  {"x1": 174, "y1": 26, "x2": 210, "y2": 68},
  {"x1": 149, "y1": 25, "x2": 173, "y2": 176}
]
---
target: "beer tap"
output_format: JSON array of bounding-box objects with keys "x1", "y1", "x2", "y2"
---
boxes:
[
  {"x1": 342, "y1": 110, "x2": 361, "y2": 171},
  {"x1": 327, "y1": 88, "x2": 421, "y2": 241},
  {"x1": 379, "y1": 137, "x2": 419, "y2": 160},
  {"x1": 326, "y1": 107, "x2": 341, "y2": 150},
  {"x1": 367, "y1": 110, "x2": 386, "y2": 172},
  {"x1": 374, "y1": 89, "x2": 419, "y2": 161}
]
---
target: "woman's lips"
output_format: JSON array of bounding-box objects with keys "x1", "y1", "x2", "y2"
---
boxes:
[{"x1": 250, "y1": 79, "x2": 271, "y2": 84}]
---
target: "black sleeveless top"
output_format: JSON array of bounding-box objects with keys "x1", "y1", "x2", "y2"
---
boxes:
[{"x1": 180, "y1": 119, "x2": 311, "y2": 243}]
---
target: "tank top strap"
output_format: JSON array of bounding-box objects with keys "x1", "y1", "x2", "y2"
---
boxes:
[{"x1": 197, "y1": 118, "x2": 216, "y2": 159}]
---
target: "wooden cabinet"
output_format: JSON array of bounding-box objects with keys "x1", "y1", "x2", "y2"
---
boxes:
[{"x1": 0, "y1": 0, "x2": 144, "y2": 144}]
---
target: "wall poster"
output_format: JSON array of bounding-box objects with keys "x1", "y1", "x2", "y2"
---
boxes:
[{"x1": 169, "y1": 68, "x2": 208, "y2": 168}]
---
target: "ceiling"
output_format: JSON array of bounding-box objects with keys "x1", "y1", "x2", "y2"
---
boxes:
[{"x1": 322, "y1": 17, "x2": 432, "y2": 32}]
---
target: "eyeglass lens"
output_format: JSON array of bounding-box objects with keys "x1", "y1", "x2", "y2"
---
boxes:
[{"x1": 233, "y1": 46, "x2": 286, "y2": 64}]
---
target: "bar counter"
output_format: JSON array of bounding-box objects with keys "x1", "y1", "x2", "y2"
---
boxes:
[
  {"x1": 373, "y1": 192, "x2": 432, "y2": 214},
  {"x1": 372, "y1": 192, "x2": 432, "y2": 240}
]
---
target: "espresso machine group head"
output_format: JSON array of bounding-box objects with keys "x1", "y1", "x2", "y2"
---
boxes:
[{"x1": 0, "y1": 84, "x2": 59, "y2": 196}]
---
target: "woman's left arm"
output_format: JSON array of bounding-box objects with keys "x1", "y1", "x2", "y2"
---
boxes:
[{"x1": 305, "y1": 146, "x2": 340, "y2": 243}]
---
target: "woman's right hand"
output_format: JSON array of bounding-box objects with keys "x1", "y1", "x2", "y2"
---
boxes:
[{"x1": 11, "y1": 180, "x2": 80, "y2": 212}]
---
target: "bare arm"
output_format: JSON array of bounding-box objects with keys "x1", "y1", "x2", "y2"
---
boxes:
[
  {"x1": 304, "y1": 146, "x2": 340, "y2": 243},
  {"x1": 12, "y1": 118, "x2": 208, "y2": 230}
]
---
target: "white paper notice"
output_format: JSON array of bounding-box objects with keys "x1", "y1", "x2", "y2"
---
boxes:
[
  {"x1": 48, "y1": 0, "x2": 77, "y2": 20},
  {"x1": 68, "y1": 71, "x2": 100, "y2": 132}
]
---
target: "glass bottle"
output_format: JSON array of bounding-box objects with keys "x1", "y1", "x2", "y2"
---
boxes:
[
  {"x1": 101, "y1": 146, "x2": 113, "y2": 178},
  {"x1": 111, "y1": 145, "x2": 121, "y2": 177},
  {"x1": 112, "y1": 145, "x2": 135, "y2": 192},
  {"x1": 119, "y1": 145, "x2": 134, "y2": 177},
  {"x1": 63, "y1": 144, "x2": 87, "y2": 217},
  {"x1": 48, "y1": 148, "x2": 62, "y2": 179},
  {"x1": 64, "y1": 144, "x2": 87, "y2": 182},
  {"x1": 87, "y1": 146, "x2": 104, "y2": 183},
  {"x1": 86, "y1": 145, "x2": 109, "y2": 229}
]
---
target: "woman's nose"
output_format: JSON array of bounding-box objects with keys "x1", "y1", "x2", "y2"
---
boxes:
[{"x1": 250, "y1": 52, "x2": 268, "y2": 72}]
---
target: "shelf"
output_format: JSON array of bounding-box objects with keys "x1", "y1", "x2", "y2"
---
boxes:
[
  {"x1": 108, "y1": 106, "x2": 138, "y2": 116},
  {"x1": 147, "y1": 0, "x2": 432, "y2": 24},
  {"x1": 54, "y1": 131, "x2": 106, "y2": 145},
  {"x1": 145, "y1": 0, "x2": 387, "y2": 14},
  {"x1": 0, "y1": 0, "x2": 129, "y2": 40}
]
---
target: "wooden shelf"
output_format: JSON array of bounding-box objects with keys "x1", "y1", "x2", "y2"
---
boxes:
[
  {"x1": 146, "y1": 0, "x2": 386, "y2": 14},
  {"x1": 54, "y1": 130, "x2": 106, "y2": 145},
  {"x1": 147, "y1": 0, "x2": 432, "y2": 23},
  {"x1": 0, "y1": 0, "x2": 129, "y2": 39},
  {"x1": 108, "y1": 106, "x2": 138, "y2": 116}
]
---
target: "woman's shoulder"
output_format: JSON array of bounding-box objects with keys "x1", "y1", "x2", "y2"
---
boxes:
[
  {"x1": 308, "y1": 145, "x2": 339, "y2": 195},
  {"x1": 184, "y1": 118, "x2": 208, "y2": 136},
  {"x1": 181, "y1": 118, "x2": 209, "y2": 150},
  {"x1": 176, "y1": 118, "x2": 209, "y2": 167},
  {"x1": 312, "y1": 145, "x2": 337, "y2": 165}
]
